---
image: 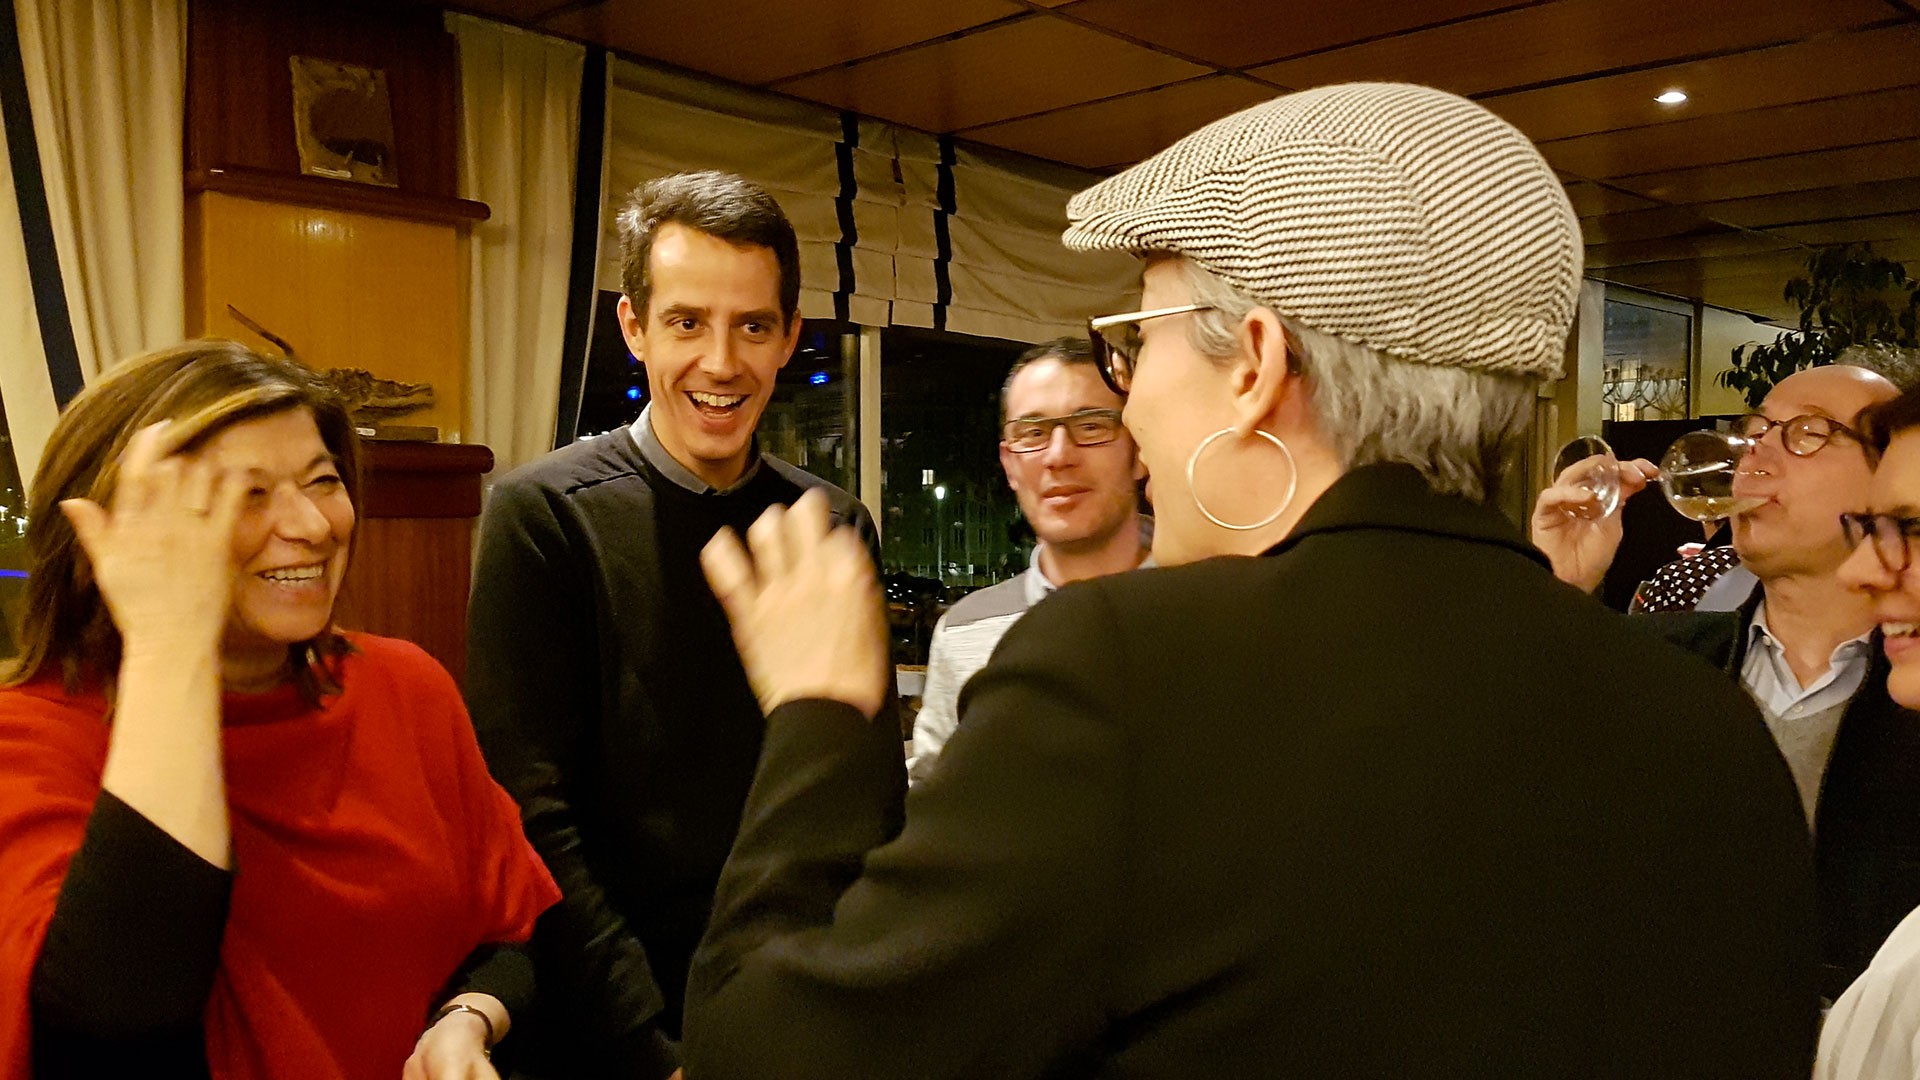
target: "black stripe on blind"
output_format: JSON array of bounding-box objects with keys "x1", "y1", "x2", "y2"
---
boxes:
[
  {"x1": 932, "y1": 136, "x2": 955, "y2": 332},
  {"x1": 553, "y1": 46, "x2": 608, "y2": 449},
  {"x1": 0, "y1": 2, "x2": 81, "y2": 408},
  {"x1": 833, "y1": 112, "x2": 857, "y2": 324}
]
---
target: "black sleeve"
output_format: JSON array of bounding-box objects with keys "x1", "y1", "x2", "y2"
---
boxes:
[
  {"x1": 438, "y1": 941, "x2": 536, "y2": 1019},
  {"x1": 682, "y1": 587, "x2": 1128, "y2": 1080},
  {"x1": 464, "y1": 476, "x2": 679, "y2": 1078},
  {"x1": 30, "y1": 791, "x2": 228, "y2": 1079}
]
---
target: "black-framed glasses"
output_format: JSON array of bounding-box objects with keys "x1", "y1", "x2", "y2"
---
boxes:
[
  {"x1": 1842, "y1": 512, "x2": 1920, "y2": 574},
  {"x1": 1735, "y1": 413, "x2": 1862, "y2": 457},
  {"x1": 1001, "y1": 408, "x2": 1124, "y2": 453},
  {"x1": 1086, "y1": 303, "x2": 1214, "y2": 395}
]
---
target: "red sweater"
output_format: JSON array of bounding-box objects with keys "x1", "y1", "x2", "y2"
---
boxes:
[{"x1": 0, "y1": 633, "x2": 560, "y2": 1079}]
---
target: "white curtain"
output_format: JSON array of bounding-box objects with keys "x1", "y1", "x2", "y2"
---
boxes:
[
  {"x1": 0, "y1": 139, "x2": 54, "y2": 489},
  {"x1": 600, "y1": 57, "x2": 846, "y2": 320},
  {"x1": 448, "y1": 14, "x2": 584, "y2": 476},
  {"x1": 946, "y1": 145, "x2": 1137, "y2": 343},
  {"x1": 14, "y1": 0, "x2": 185, "y2": 384}
]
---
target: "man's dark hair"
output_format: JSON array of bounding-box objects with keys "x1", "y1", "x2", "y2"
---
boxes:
[
  {"x1": 1861, "y1": 382, "x2": 1920, "y2": 459},
  {"x1": 1000, "y1": 337, "x2": 1100, "y2": 424},
  {"x1": 617, "y1": 171, "x2": 801, "y2": 327}
]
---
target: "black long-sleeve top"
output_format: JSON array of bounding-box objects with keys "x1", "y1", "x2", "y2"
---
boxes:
[
  {"x1": 464, "y1": 428, "x2": 906, "y2": 1079},
  {"x1": 30, "y1": 794, "x2": 532, "y2": 1077}
]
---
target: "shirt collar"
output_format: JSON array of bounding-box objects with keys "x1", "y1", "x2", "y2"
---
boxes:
[
  {"x1": 1747, "y1": 598, "x2": 1875, "y2": 667},
  {"x1": 629, "y1": 403, "x2": 763, "y2": 496}
]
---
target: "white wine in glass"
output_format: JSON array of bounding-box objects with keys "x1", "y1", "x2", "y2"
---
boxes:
[{"x1": 1658, "y1": 430, "x2": 1766, "y2": 522}]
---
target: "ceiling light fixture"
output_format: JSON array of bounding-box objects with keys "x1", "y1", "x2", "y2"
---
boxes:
[{"x1": 1655, "y1": 89, "x2": 1688, "y2": 105}]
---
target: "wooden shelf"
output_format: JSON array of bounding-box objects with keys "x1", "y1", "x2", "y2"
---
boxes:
[{"x1": 186, "y1": 166, "x2": 490, "y2": 226}]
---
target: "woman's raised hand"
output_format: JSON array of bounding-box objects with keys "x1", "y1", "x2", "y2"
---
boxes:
[
  {"x1": 61, "y1": 421, "x2": 246, "y2": 653},
  {"x1": 701, "y1": 488, "x2": 890, "y2": 719}
]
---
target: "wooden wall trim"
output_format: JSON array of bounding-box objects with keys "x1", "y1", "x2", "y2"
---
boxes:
[{"x1": 187, "y1": 166, "x2": 489, "y2": 226}]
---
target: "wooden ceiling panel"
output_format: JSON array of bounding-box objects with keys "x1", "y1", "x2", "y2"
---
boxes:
[
  {"x1": 1247, "y1": 0, "x2": 1890, "y2": 100},
  {"x1": 1562, "y1": 181, "x2": 1660, "y2": 218},
  {"x1": 1774, "y1": 214, "x2": 1920, "y2": 246},
  {"x1": 960, "y1": 75, "x2": 1274, "y2": 169},
  {"x1": 1609, "y1": 237, "x2": 1920, "y2": 293},
  {"x1": 1696, "y1": 178, "x2": 1920, "y2": 229},
  {"x1": 1582, "y1": 231, "x2": 1799, "y2": 272},
  {"x1": 442, "y1": 0, "x2": 556, "y2": 19},
  {"x1": 1611, "y1": 138, "x2": 1920, "y2": 205},
  {"x1": 1538, "y1": 85, "x2": 1920, "y2": 179},
  {"x1": 770, "y1": 16, "x2": 1206, "y2": 132},
  {"x1": 1601, "y1": 255, "x2": 1816, "y2": 288},
  {"x1": 1485, "y1": 24, "x2": 1920, "y2": 145},
  {"x1": 541, "y1": 0, "x2": 1025, "y2": 86},
  {"x1": 1055, "y1": 0, "x2": 1521, "y2": 71},
  {"x1": 1576, "y1": 205, "x2": 1719, "y2": 246}
]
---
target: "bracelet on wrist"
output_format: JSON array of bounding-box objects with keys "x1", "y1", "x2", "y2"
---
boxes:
[{"x1": 428, "y1": 1001, "x2": 496, "y2": 1058}]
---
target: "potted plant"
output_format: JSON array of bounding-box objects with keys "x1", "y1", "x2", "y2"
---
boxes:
[{"x1": 1717, "y1": 244, "x2": 1920, "y2": 408}]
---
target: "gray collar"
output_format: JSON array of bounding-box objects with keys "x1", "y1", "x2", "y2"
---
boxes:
[{"x1": 629, "y1": 403, "x2": 763, "y2": 495}]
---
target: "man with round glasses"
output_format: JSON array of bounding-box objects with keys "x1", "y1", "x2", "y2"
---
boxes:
[
  {"x1": 1535, "y1": 362, "x2": 1909, "y2": 1000},
  {"x1": 908, "y1": 337, "x2": 1149, "y2": 782}
]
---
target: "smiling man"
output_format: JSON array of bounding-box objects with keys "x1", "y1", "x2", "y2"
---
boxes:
[
  {"x1": 909, "y1": 338, "x2": 1148, "y2": 782},
  {"x1": 464, "y1": 172, "x2": 903, "y2": 1080}
]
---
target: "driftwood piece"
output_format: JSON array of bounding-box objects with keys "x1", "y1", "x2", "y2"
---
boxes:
[{"x1": 321, "y1": 368, "x2": 436, "y2": 423}]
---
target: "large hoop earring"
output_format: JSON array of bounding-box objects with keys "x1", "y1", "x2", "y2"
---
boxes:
[{"x1": 1186, "y1": 428, "x2": 1296, "y2": 532}]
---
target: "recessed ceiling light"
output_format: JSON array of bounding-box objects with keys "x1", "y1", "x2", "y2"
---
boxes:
[{"x1": 1655, "y1": 90, "x2": 1688, "y2": 104}]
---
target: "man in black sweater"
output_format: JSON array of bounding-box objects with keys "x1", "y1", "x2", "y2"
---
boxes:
[{"x1": 464, "y1": 171, "x2": 904, "y2": 1079}]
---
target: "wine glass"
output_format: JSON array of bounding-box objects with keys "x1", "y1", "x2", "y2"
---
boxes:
[
  {"x1": 1552, "y1": 435, "x2": 1622, "y2": 519},
  {"x1": 1552, "y1": 430, "x2": 1760, "y2": 522},
  {"x1": 1657, "y1": 430, "x2": 1766, "y2": 522}
]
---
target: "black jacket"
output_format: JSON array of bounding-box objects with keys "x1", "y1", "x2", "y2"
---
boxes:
[
  {"x1": 1641, "y1": 594, "x2": 1920, "y2": 999},
  {"x1": 685, "y1": 464, "x2": 1819, "y2": 1080},
  {"x1": 465, "y1": 433, "x2": 905, "y2": 1078}
]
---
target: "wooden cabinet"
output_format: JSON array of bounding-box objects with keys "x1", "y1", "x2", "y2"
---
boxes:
[{"x1": 332, "y1": 441, "x2": 494, "y2": 686}]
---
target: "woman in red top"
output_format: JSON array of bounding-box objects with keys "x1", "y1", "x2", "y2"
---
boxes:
[{"x1": 0, "y1": 341, "x2": 560, "y2": 1079}]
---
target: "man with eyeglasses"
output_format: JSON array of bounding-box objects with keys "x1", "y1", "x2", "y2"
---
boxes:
[
  {"x1": 908, "y1": 337, "x2": 1148, "y2": 783},
  {"x1": 1535, "y1": 362, "x2": 1906, "y2": 999}
]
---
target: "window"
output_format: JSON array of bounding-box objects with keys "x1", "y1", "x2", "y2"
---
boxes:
[
  {"x1": 0, "y1": 398, "x2": 27, "y2": 660},
  {"x1": 879, "y1": 327, "x2": 1027, "y2": 589}
]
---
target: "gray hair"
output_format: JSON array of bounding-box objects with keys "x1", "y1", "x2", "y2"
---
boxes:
[{"x1": 1178, "y1": 260, "x2": 1538, "y2": 503}]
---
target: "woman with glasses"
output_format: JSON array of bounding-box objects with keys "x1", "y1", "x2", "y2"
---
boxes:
[
  {"x1": 1819, "y1": 383, "x2": 1920, "y2": 1080},
  {"x1": 676, "y1": 84, "x2": 1815, "y2": 1079}
]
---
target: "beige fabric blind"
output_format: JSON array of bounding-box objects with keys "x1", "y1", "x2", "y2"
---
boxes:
[
  {"x1": 600, "y1": 58, "x2": 845, "y2": 321},
  {"x1": 944, "y1": 145, "x2": 1136, "y2": 343}
]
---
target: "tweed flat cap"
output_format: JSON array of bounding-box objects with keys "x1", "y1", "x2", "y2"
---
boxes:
[{"x1": 1064, "y1": 82, "x2": 1582, "y2": 379}]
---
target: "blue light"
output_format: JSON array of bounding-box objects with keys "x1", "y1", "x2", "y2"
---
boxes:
[
  {"x1": 809, "y1": 371, "x2": 830, "y2": 386},
  {"x1": 625, "y1": 386, "x2": 642, "y2": 401}
]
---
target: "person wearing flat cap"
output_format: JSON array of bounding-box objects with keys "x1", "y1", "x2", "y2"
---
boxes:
[{"x1": 678, "y1": 83, "x2": 1819, "y2": 1078}]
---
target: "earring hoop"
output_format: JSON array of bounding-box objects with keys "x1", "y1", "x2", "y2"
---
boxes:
[{"x1": 1186, "y1": 428, "x2": 1296, "y2": 532}]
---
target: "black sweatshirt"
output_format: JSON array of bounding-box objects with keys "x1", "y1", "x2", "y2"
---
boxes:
[{"x1": 464, "y1": 428, "x2": 906, "y2": 1080}]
